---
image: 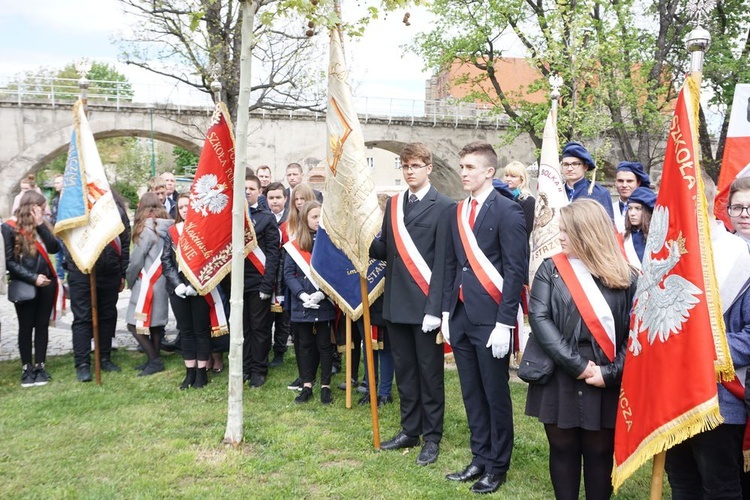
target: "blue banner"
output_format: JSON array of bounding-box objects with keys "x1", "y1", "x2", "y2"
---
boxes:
[{"x1": 310, "y1": 226, "x2": 385, "y2": 320}]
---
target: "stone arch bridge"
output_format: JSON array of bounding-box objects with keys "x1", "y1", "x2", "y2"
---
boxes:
[{"x1": 0, "y1": 99, "x2": 538, "y2": 218}]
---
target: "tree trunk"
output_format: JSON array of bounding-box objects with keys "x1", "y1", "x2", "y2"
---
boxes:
[{"x1": 224, "y1": 0, "x2": 257, "y2": 446}]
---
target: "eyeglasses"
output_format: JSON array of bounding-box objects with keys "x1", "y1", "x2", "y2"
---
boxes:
[
  {"x1": 728, "y1": 205, "x2": 750, "y2": 217},
  {"x1": 399, "y1": 163, "x2": 428, "y2": 172},
  {"x1": 560, "y1": 161, "x2": 584, "y2": 169}
]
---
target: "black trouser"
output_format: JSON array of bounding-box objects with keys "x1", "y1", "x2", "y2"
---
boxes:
[
  {"x1": 388, "y1": 321, "x2": 445, "y2": 443},
  {"x1": 271, "y1": 309, "x2": 291, "y2": 355},
  {"x1": 15, "y1": 281, "x2": 57, "y2": 365},
  {"x1": 243, "y1": 291, "x2": 272, "y2": 377},
  {"x1": 69, "y1": 270, "x2": 121, "y2": 368},
  {"x1": 170, "y1": 294, "x2": 211, "y2": 361},
  {"x1": 666, "y1": 423, "x2": 744, "y2": 500},
  {"x1": 450, "y1": 303, "x2": 512, "y2": 475},
  {"x1": 297, "y1": 321, "x2": 333, "y2": 386}
]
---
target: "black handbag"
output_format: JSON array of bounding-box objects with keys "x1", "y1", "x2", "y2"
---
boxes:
[
  {"x1": 518, "y1": 332, "x2": 555, "y2": 384},
  {"x1": 8, "y1": 280, "x2": 37, "y2": 303}
]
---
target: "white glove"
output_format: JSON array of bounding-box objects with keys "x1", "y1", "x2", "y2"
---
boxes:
[
  {"x1": 308, "y1": 291, "x2": 325, "y2": 305},
  {"x1": 441, "y1": 312, "x2": 451, "y2": 345},
  {"x1": 422, "y1": 314, "x2": 441, "y2": 333},
  {"x1": 299, "y1": 292, "x2": 312, "y2": 304},
  {"x1": 259, "y1": 291, "x2": 271, "y2": 300},
  {"x1": 486, "y1": 323, "x2": 512, "y2": 359},
  {"x1": 174, "y1": 283, "x2": 188, "y2": 298},
  {"x1": 185, "y1": 285, "x2": 198, "y2": 297},
  {"x1": 303, "y1": 301, "x2": 320, "y2": 309}
]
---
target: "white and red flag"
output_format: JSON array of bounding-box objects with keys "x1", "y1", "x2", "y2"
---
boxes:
[
  {"x1": 715, "y1": 84, "x2": 750, "y2": 228},
  {"x1": 177, "y1": 103, "x2": 256, "y2": 294},
  {"x1": 612, "y1": 75, "x2": 733, "y2": 490}
]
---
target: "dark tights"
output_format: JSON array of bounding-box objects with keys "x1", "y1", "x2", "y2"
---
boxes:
[
  {"x1": 128, "y1": 324, "x2": 163, "y2": 360},
  {"x1": 544, "y1": 424, "x2": 614, "y2": 500}
]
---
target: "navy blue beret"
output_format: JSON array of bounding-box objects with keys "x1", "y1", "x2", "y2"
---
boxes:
[
  {"x1": 561, "y1": 142, "x2": 595, "y2": 170},
  {"x1": 628, "y1": 186, "x2": 657, "y2": 211},
  {"x1": 616, "y1": 161, "x2": 651, "y2": 188}
]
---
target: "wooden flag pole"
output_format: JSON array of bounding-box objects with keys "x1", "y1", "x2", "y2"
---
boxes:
[
  {"x1": 650, "y1": 452, "x2": 666, "y2": 499},
  {"x1": 90, "y1": 269, "x2": 102, "y2": 385},
  {"x1": 360, "y1": 276, "x2": 380, "y2": 449},
  {"x1": 345, "y1": 316, "x2": 353, "y2": 408}
]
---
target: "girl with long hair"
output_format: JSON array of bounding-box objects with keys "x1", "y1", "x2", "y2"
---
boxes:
[
  {"x1": 2, "y1": 190, "x2": 59, "y2": 387},
  {"x1": 503, "y1": 160, "x2": 536, "y2": 239},
  {"x1": 286, "y1": 183, "x2": 316, "y2": 240},
  {"x1": 622, "y1": 187, "x2": 656, "y2": 269},
  {"x1": 125, "y1": 192, "x2": 173, "y2": 376},
  {"x1": 525, "y1": 199, "x2": 637, "y2": 500},
  {"x1": 283, "y1": 200, "x2": 335, "y2": 405}
]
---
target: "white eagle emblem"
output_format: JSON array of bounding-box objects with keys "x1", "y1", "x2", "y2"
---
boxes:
[
  {"x1": 190, "y1": 174, "x2": 229, "y2": 216},
  {"x1": 628, "y1": 205, "x2": 702, "y2": 355}
]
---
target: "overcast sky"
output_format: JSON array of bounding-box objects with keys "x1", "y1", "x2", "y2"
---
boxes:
[{"x1": 0, "y1": 0, "x2": 434, "y2": 101}]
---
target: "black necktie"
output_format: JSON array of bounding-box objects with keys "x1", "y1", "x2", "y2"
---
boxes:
[{"x1": 406, "y1": 194, "x2": 418, "y2": 215}]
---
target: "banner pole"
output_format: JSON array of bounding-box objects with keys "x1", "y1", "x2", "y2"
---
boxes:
[
  {"x1": 650, "y1": 452, "x2": 666, "y2": 499},
  {"x1": 345, "y1": 316, "x2": 353, "y2": 409},
  {"x1": 90, "y1": 270, "x2": 102, "y2": 385},
  {"x1": 359, "y1": 276, "x2": 380, "y2": 449}
]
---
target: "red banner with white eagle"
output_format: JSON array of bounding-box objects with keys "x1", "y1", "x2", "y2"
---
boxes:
[
  {"x1": 612, "y1": 75, "x2": 733, "y2": 490},
  {"x1": 715, "y1": 84, "x2": 750, "y2": 228},
  {"x1": 177, "y1": 102, "x2": 256, "y2": 295}
]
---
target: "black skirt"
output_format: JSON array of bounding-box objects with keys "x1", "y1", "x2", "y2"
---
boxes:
[{"x1": 524, "y1": 344, "x2": 619, "y2": 430}]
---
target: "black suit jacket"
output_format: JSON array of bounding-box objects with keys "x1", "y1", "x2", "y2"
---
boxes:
[
  {"x1": 370, "y1": 186, "x2": 455, "y2": 325},
  {"x1": 243, "y1": 206, "x2": 280, "y2": 294},
  {"x1": 443, "y1": 189, "x2": 528, "y2": 326}
]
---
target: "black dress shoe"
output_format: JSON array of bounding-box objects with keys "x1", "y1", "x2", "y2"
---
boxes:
[
  {"x1": 446, "y1": 464, "x2": 484, "y2": 482},
  {"x1": 470, "y1": 472, "x2": 507, "y2": 494},
  {"x1": 380, "y1": 431, "x2": 419, "y2": 451},
  {"x1": 416, "y1": 441, "x2": 439, "y2": 466},
  {"x1": 377, "y1": 395, "x2": 393, "y2": 407}
]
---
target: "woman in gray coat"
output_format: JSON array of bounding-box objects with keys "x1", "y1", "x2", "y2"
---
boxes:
[{"x1": 126, "y1": 192, "x2": 173, "y2": 376}]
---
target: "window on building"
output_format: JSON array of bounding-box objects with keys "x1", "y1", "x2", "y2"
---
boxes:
[
  {"x1": 366, "y1": 157, "x2": 375, "y2": 168},
  {"x1": 394, "y1": 157, "x2": 401, "y2": 169}
]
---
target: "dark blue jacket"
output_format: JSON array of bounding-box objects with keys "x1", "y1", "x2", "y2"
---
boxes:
[
  {"x1": 283, "y1": 237, "x2": 336, "y2": 323},
  {"x1": 564, "y1": 177, "x2": 615, "y2": 221}
]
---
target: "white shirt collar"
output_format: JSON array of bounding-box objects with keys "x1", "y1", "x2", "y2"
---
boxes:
[
  {"x1": 470, "y1": 185, "x2": 493, "y2": 208},
  {"x1": 407, "y1": 183, "x2": 431, "y2": 202}
]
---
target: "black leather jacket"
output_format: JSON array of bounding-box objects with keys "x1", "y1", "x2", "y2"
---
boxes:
[
  {"x1": 528, "y1": 258, "x2": 637, "y2": 387},
  {"x1": 2, "y1": 221, "x2": 60, "y2": 285}
]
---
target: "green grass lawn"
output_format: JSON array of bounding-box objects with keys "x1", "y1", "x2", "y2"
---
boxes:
[{"x1": 0, "y1": 351, "x2": 663, "y2": 498}]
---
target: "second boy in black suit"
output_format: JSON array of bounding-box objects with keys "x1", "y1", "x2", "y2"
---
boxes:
[
  {"x1": 370, "y1": 143, "x2": 455, "y2": 466},
  {"x1": 442, "y1": 141, "x2": 528, "y2": 494}
]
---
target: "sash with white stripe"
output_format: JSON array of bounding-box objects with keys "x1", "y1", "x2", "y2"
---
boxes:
[
  {"x1": 134, "y1": 248, "x2": 164, "y2": 333},
  {"x1": 622, "y1": 234, "x2": 642, "y2": 270},
  {"x1": 391, "y1": 193, "x2": 431, "y2": 295},
  {"x1": 247, "y1": 246, "x2": 266, "y2": 274},
  {"x1": 552, "y1": 253, "x2": 616, "y2": 362},
  {"x1": 456, "y1": 198, "x2": 503, "y2": 304},
  {"x1": 283, "y1": 240, "x2": 321, "y2": 291}
]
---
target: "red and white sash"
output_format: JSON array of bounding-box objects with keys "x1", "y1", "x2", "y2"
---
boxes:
[
  {"x1": 391, "y1": 193, "x2": 431, "y2": 295},
  {"x1": 456, "y1": 199, "x2": 503, "y2": 304},
  {"x1": 247, "y1": 246, "x2": 266, "y2": 274},
  {"x1": 134, "y1": 247, "x2": 164, "y2": 333},
  {"x1": 283, "y1": 240, "x2": 320, "y2": 291},
  {"x1": 6, "y1": 219, "x2": 59, "y2": 321},
  {"x1": 170, "y1": 222, "x2": 227, "y2": 333},
  {"x1": 552, "y1": 253, "x2": 616, "y2": 361},
  {"x1": 622, "y1": 234, "x2": 641, "y2": 270}
]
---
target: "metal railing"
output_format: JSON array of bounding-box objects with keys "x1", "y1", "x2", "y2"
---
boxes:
[{"x1": 0, "y1": 75, "x2": 510, "y2": 129}]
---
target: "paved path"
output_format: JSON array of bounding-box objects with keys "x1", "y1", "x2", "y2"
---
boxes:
[{"x1": 0, "y1": 287, "x2": 177, "y2": 362}]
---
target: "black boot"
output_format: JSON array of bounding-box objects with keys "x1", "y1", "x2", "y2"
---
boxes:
[
  {"x1": 179, "y1": 367, "x2": 196, "y2": 390},
  {"x1": 192, "y1": 367, "x2": 209, "y2": 389}
]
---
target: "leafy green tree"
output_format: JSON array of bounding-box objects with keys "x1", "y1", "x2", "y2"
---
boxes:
[{"x1": 173, "y1": 146, "x2": 200, "y2": 176}]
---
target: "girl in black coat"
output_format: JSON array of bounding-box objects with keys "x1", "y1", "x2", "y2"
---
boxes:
[
  {"x1": 2, "y1": 191, "x2": 60, "y2": 387},
  {"x1": 525, "y1": 199, "x2": 637, "y2": 500},
  {"x1": 283, "y1": 201, "x2": 336, "y2": 405}
]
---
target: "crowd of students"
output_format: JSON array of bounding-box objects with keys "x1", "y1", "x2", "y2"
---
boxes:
[{"x1": 4, "y1": 141, "x2": 750, "y2": 497}]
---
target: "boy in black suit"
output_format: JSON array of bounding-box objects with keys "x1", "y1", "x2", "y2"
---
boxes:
[
  {"x1": 442, "y1": 141, "x2": 528, "y2": 494},
  {"x1": 370, "y1": 143, "x2": 455, "y2": 466}
]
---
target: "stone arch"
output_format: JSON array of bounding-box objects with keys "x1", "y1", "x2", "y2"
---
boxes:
[{"x1": 364, "y1": 139, "x2": 463, "y2": 199}]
